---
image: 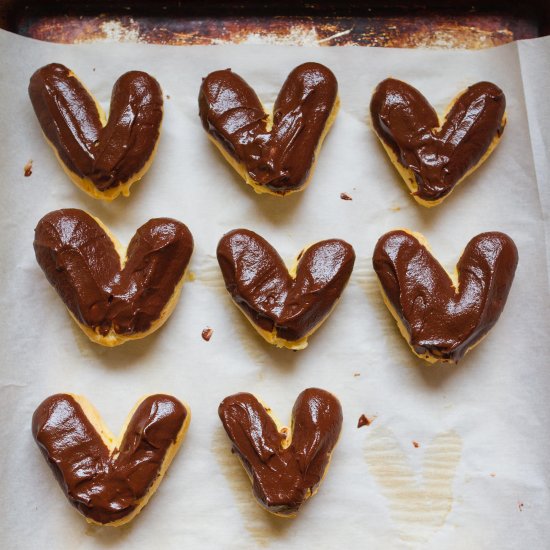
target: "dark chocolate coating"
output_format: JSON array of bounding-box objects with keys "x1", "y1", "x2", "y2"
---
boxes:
[
  {"x1": 199, "y1": 62, "x2": 338, "y2": 194},
  {"x1": 217, "y1": 229, "x2": 355, "y2": 342},
  {"x1": 29, "y1": 63, "x2": 163, "y2": 191},
  {"x1": 34, "y1": 209, "x2": 193, "y2": 337},
  {"x1": 218, "y1": 388, "x2": 343, "y2": 515},
  {"x1": 32, "y1": 394, "x2": 187, "y2": 524},
  {"x1": 373, "y1": 230, "x2": 518, "y2": 362},
  {"x1": 370, "y1": 78, "x2": 506, "y2": 202}
]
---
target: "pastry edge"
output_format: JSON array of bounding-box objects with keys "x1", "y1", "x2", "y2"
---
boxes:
[
  {"x1": 40, "y1": 68, "x2": 162, "y2": 202},
  {"x1": 62, "y1": 211, "x2": 190, "y2": 347},
  {"x1": 370, "y1": 85, "x2": 506, "y2": 207},
  {"x1": 206, "y1": 95, "x2": 340, "y2": 197},
  {"x1": 223, "y1": 392, "x2": 340, "y2": 518},
  {"x1": 54, "y1": 393, "x2": 191, "y2": 527}
]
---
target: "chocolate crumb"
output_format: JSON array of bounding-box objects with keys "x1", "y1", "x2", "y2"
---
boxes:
[
  {"x1": 353, "y1": 372, "x2": 360, "y2": 377},
  {"x1": 412, "y1": 440, "x2": 420, "y2": 448},
  {"x1": 166, "y1": 94, "x2": 171, "y2": 99},
  {"x1": 518, "y1": 501, "x2": 524, "y2": 512},
  {"x1": 340, "y1": 192, "x2": 352, "y2": 201},
  {"x1": 24, "y1": 160, "x2": 33, "y2": 177},
  {"x1": 357, "y1": 414, "x2": 372, "y2": 428},
  {"x1": 201, "y1": 327, "x2": 213, "y2": 341}
]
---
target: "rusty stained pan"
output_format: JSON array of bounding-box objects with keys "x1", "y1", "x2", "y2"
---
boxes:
[
  {"x1": 11, "y1": 14, "x2": 542, "y2": 49},
  {"x1": 1, "y1": 1, "x2": 548, "y2": 48}
]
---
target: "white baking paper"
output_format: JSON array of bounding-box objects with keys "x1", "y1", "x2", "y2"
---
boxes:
[{"x1": 1, "y1": 30, "x2": 549, "y2": 549}]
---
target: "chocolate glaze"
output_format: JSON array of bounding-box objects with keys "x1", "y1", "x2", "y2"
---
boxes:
[
  {"x1": 373, "y1": 230, "x2": 518, "y2": 362},
  {"x1": 34, "y1": 209, "x2": 193, "y2": 337},
  {"x1": 199, "y1": 62, "x2": 338, "y2": 194},
  {"x1": 370, "y1": 78, "x2": 506, "y2": 201},
  {"x1": 32, "y1": 394, "x2": 187, "y2": 524},
  {"x1": 218, "y1": 388, "x2": 342, "y2": 515},
  {"x1": 29, "y1": 63, "x2": 163, "y2": 191},
  {"x1": 217, "y1": 229, "x2": 355, "y2": 342}
]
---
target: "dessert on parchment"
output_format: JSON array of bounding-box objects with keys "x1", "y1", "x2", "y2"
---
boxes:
[
  {"x1": 32, "y1": 393, "x2": 190, "y2": 526},
  {"x1": 218, "y1": 388, "x2": 343, "y2": 516},
  {"x1": 217, "y1": 229, "x2": 355, "y2": 349},
  {"x1": 372, "y1": 229, "x2": 518, "y2": 363},
  {"x1": 29, "y1": 63, "x2": 163, "y2": 200},
  {"x1": 34, "y1": 209, "x2": 193, "y2": 346},
  {"x1": 199, "y1": 62, "x2": 339, "y2": 196},
  {"x1": 370, "y1": 78, "x2": 506, "y2": 206}
]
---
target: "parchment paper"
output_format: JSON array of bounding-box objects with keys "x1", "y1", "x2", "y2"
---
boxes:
[{"x1": 1, "y1": 30, "x2": 549, "y2": 549}]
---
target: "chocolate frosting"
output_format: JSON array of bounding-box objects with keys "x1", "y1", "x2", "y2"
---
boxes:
[
  {"x1": 32, "y1": 394, "x2": 187, "y2": 524},
  {"x1": 198, "y1": 62, "x2": 338, "y2": 194},
  {"x1": 370, "y1": 78, "x2": 506, "y2": 201},
  {"x1": 218, "y1": 388, "x2": 342, "y2": 515},
  {"x1": 29, "y1": 63, "x2": 163, "y2": 191},
  {"x1": 34, "y1": 209, "x2": 193, "y2": 337},
  {"x1": 217, "y1": 229, "x2": 355, "y2": 342},
  {"x1": 373, "y1": 230, "x2": 518, "y2": 362}
]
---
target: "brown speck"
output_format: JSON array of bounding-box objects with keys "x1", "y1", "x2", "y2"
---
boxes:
[
  {"x1": 390, "y1": 205, "x2": 401, "y2": 212},
  {"x1": 490, "y1": 472, "x2": 496, "y2": 477},
  {"x1": 353, "y1": 372, "x2": 360, "y2": 377},
  {"x1": 166, "y1": 94, "x2": 171, "y2": 99},
  {"x1": 357, "y1": 414, "x2": 373, "y2": 428},
  {"x1": 412, "y1": 440, "x2": 420, "y2": 448},
  {"x1": 201, "y1": 327, "x2": 213, "y2": 341},
  {"x1": 340, "y1": 192, "x2": 352, "y2": 201},
  {"x1": 92, "y1": 68, "x2": 96, "y2": 71},
  {"x1": 518, "y1": 501, "x2": 524, "y2": 512},
  {"x1": 24, "y1": 160, "x2": 33, "y2": 177}
]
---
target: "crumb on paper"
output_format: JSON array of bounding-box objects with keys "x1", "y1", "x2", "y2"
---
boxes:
[
  {"x1": 201, "y1": 327, "x2": 213, "y2": 341},
  {"x1": 518, "y1": 501, "x2": 524, "y2": 512},
  {"x1": 24, "y1": 160, "x2": 33, "y2": 177},
  {"x1": 357, "y1": 414, "x2": 373, "y2": 428},
  {"x1": 166, "y1": 94, "x2": 171, "y2": 99},
  {"x1": 340, "y1": 192, "x2": 353, "y2": 201},
  {"x1": 389, "y1": 205, "x2": 401, "y2": 212},
  {"x1": 412, "y1": 440, "x2": 420, "y2": 448},
  {"x1": 187, "y1": 271, "x2": 196, "y2": 281},
  {"x1": 92, "y1": 67, "x2": 96, "y2": 71},
  {"x1": 353, "y1": 372, "x2": 360, "y2": 377},
  {"x1": 490, "y1": 472, "x2": 496, "y2": 477}
]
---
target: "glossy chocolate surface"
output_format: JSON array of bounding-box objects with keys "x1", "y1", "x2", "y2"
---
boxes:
[
  {"x1": 219, "y1": 388, "x2": 342, "y2": 515},
  {"x1": 373, "y1": 230, "x2": 518, "y2": 362},
  {"x1": 34, "y1": 209, "x2": 193, "y2": 336},
  {"x1": 29, "y1": 63, "x2": 163, "y2": 191},
  {"x1": 199, "y1": 62, "x2": 338, "y2": 194},
  {"x1": 370, "y1": 78, "x2": 506, "y2": 201},
  {"x1": 32, "y1": 394, "x2": 187, "y2": 524},
  {"x1": 217, "y1": 229, "x2": 355, "y2": 341}
]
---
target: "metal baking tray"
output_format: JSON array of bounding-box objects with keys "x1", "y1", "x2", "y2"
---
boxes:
[{"x1": 0, "y1": 1, "x2": 548, "y2": 48}]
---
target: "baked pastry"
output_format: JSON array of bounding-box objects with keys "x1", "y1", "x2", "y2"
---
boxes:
[
  {"x1": 218, "y1": 388, "x2": 342, "y2": 516},
  {"x1": 199, "y1": 62, "x2": 339, "y2": 196},
  {"x1": 32, "y1": 393, "x2": 189, "y2": 526},
  {"x1": 217, "y1": 229, "x2": 355, "y2": 349},
  {"x1": 28, "y1": 63, "x2": 163, "y2": 200},
  {"x1": 34, "y1": 209, "x2": 193, "y2": 346},
  {"x1": 372, "y1": 230, "x2": 518, "y2": 363},
  {"x1": 370, "y1": 78, "x2": 506, "y2": 206}
]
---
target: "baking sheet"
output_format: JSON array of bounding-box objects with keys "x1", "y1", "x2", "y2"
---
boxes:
[{"x1": 0, "y1": 29, "x2": 549, "y2": 549}]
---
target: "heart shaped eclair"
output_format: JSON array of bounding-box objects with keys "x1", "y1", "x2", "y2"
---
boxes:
[
  {"x1": 373, "y1": 230, "x2": 518, "y2": 363},
  {"x1": 370, "y1": 78, "x2": 506, "y2": 206},
  {"x1": 218, "y1": 388, "x2": 342, "y2": 516},
  {"x1": 217, "y1": 229, "x2": 355, "y2": 349},
  {"x1": 32, "y1": 393, "x2": 190, "y2": 526},
  {"x1": 29, "y1": 63, "x2": 163, "y2": 200},
  {"x1": 199, "y1": 62, "x2": 339, "y2": 196},
  {"x1": 34, "y1": 209, "x2": 193, "y2": 346}
]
